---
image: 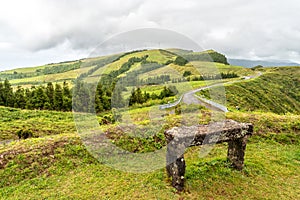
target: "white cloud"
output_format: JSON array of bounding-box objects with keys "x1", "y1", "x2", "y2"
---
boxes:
[{"x1": 0, "y1": 0, "x2": 300, "y2": 69}]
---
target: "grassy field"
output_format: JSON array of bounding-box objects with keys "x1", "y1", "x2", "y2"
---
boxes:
[
  {"x1": 0, "y1": 107, "x2": 299, "y2": 199},
  {"x1": 0, "y1": 107, "x2": 76, "y2": 141},
  {"x1": 0, "y1": 53, "x2": 116, "y2": 87},
  {"x1": 1, "y1": 61, "x2": 80, "y2": 74},
  {"x1": 90, "y1": 49, "x2": 174, "y2": 77},
  {"x1": 0, "y1": 101, "x2": 299, "y2": 199},
  {"x1": 9, "y1": 66, "x2": 94, "y2": 86},
  {"x1": 138, "y1": 61, "x2": 253, "y2": 80}
]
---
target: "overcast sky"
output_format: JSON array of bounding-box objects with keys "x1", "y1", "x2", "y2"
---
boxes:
[{"x1": 1, "y1": 0, "x2": 300, "y2": 70}]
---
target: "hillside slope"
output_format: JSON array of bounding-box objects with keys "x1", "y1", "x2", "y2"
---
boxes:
[
  {"x1": 0, "y1": 49, "x2": 242, "y2": 88},
  {"x1": 199, "y1": 67, "x2": 300, "y2": 114}
]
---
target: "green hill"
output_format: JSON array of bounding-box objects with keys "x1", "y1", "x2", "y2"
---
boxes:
[
  {"x1": 198, "y1": 67, "x2": 300, "y2": 114},
  {"x1": 0, "y1": 49, "x2": 299, "y2": 199},
  {"x1": 168, "y1": 49, "x2": 229, "y2": 64},
  {"x1": 0, "y1": 49, "x2": 239, "y2": 88}
]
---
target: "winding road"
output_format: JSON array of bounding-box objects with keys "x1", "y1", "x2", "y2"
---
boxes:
[{"x1": 160, "y1": 72, "x2": 262, "y2": 112}]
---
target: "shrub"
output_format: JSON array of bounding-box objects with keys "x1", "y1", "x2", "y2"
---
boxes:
[
  {"x1": 16, "y1": 129, "x2": 33, "y2": 139},
  {"x1": 174, "y1": 56, "x2": 188, "y2": 66},
  {"x1": 183, "y1": 71, "x2": 192, "y2": 77}
]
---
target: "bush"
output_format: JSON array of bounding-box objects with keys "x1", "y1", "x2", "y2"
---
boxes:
[
  {"x1": 174, "y1": 56, "x2": 188, "y2": 66},
  {"x1": 252, "y1": 65, "x2": 263, "y2": 70},
  {"x1": 183, "y1": 71, "x2": 192, "y2": 77},
  {"x1": 16, "y1": 129, "x2": 33, "y2": 139}
]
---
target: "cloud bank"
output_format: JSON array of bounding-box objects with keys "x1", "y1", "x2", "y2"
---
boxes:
[{"x1": 0, "y1": 0, "x2": 300, "y2": 70}]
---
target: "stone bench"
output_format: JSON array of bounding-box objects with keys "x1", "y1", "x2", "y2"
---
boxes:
[{"x1": 165, "y1": 119, "x2": 253, "y2": 191}]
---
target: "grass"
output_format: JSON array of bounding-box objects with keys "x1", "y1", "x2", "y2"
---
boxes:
[
  {"x1": 1, "y1": 49, "x2": 255, "y2": 90},
  {"x1": 90, "y1": 49, "x2": 173, "y2": 77},
  {"x1": 0, "y1": 105, "x2": 299, "y2": 199},
  {"x1": 0, "y1": 129, "x2": 299, "y2": 199},
  {"x1": 139, "y1": 61, "x2": 254, "y2": 80},
  {"x1": 0, "y1": 49, "x2": 299, "y2": 199},
  {"x1": 9, "y1": 66, "x2": 94, "y2": 86},
  {"x1": 1, "y1": 61, "x2": 80, "y2": 74},
  {"x1": 0, "y1": 53, "x2": 115, "y2": 87},
  {"x1": 0, "y1": 106, "x2": 76, "y2": 141},
  {"x1": 199, "y1": 67, "x2": 300, "y2": 114}
]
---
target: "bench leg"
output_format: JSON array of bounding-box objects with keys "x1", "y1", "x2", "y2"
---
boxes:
[
  {"x1": 166, "y1": 141, "x2": 186, "y2": 191},
  {"x1": 166, "y1": 155, "x2": 185, "y2": 191},
  {"x1": 227, "y1": 136, "x2": 248, "y2": 170}
]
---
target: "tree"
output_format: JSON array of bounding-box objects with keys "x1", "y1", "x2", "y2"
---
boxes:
[
  {"x1": 143, "y1": 91, "x2": 150, "y2": 102},
  {"x1": 159, "y1": 86, "x2": 169, "y2": 99},
  {"x1": 3, "y1": 79, "x2": 14, "y2": 107},
  {"x1": 45, "y1": 82, "x2": 54, "y2": 109},
  {"x1": 72, "y1": 81, "x2": 91, "y2": 113},
  {"x1": 174, "y1": 56, "x2": 188, "y2": 66},
  {"x1": 62, "y1": 81, "x2": 71, "y2": 98},
  {"x1": 150, "y1": 92, "x2": 158, "y2": 100},
  {"x1": 167, "y1": 85, "x2": 179, "y2": 96},
  {"x1": 62, "y1": 81, "x2": 72, "y2": 111},
  {"x1": 14, "y1": 86, "x2": 26, "y2": 109},
  {"x1": 129, "y1": 88, "x2": 137, "y2": 106},
  {"x1": 32, "y1": 86, "x2": 48, "y2": 109},
  {"x1": 95, "y1": 83, "x2": 104, "y2": 113},
  {"x1": 252, "y1": 65, "x2": 263, "y2": 70},
  {"x1": 16, "y1": 129, "x2": 33, "y2": 139},
  {"x1": 25, "y1": 88, "x2": 34, "y2": 109},
  {"x1": 0, "y1": 82, "x2": 4, "y2": 105},
  {"x1": 159, "y1": 86, "x2": 178, "y2": 99},
  {"x1": 183, "y1": 71, "x2": 192, "y2": 77},
  {"x1": 135, "y1": 88, "x2": 144, "y2": 104},
  {"x1": 54, "y1": 83, "x2": 63, "y2": 111}
]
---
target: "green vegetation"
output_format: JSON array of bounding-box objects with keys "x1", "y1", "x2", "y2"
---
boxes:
[
  {"x1": 198, "y1": 67, "x2": 300, "y2": 114},
  {"x1": 0, "y1": 49, "x2": 299, "y2": 199},
  {"x1": 172, "y1": 72, "x2": 239, "y2": 83},
  {"x1": 183, "y1": 70, "x2": 192, "y2": 77},
  {"x1": 0, "y1": 49, "x2": 248, "y2": 89},
  {"x1": 0, "y1": 80, "x2": 72, "y2": 111},
  {"x1": 171, "y1": 49, "x2": 229, "y2": 65},
  {"x1": 174, "y1": 56, "x2": 188, "y2": 66},
  {"x1": 0, "y1": 108, "x2": 299, "y2": 199},
  {"x1": 0, "y1": 106, "x2": 75, "y2": 141},
  {"x1": 128, "y1": 85, "x2": 178, "y2": 106}
]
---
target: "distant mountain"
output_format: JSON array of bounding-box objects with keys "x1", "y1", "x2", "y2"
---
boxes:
[{"x1": 228, "y1": 59, "x2": 299, "y2": 68}]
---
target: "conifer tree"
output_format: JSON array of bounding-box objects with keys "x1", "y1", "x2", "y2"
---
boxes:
[
  {"x1": 54, "y1": 83, "x2": 63, "y2": 111},
  {"x1": 0, "y1": 82, "x2": 4, "y2": 105},
  {"x1": 14, "y1": 86, "x2": 26, "y2": 109},
  {"x1": 45, "y1": 82, "x2": 54, "y2": 109},
  {"x1": 33, "y1": 86, "x2": 48, "y2": 109},
  {"x1": 3, "y1": 79, "x2": 14, "y2": 107},
  {"x1": 95, "y1": 83, "x2": 104, "y2": 113},
  {"x1": 62, "y1": 81, "x2": 72, "y2": 111}
]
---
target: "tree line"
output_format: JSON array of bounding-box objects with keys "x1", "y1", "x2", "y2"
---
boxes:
[
  {"x1": 129, "y1": 85, "x2": 178, "y2": 106},
  {"x1": 171, "y1": 72, "x2": 239, "y2": 83},
  {"x1": 0, "y1": 77, "x2": 179, "y2": 113},
  {"x1": 0, "y1": 79, "x2": 72, "y2": 111},
  {"x1": 182, "y1": 51, "x2": 229, "y2": 65}
]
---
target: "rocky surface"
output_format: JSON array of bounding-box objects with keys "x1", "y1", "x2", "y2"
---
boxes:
[{"x1": 165, "y1": 120, "x2": 253, "y2": 191}]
